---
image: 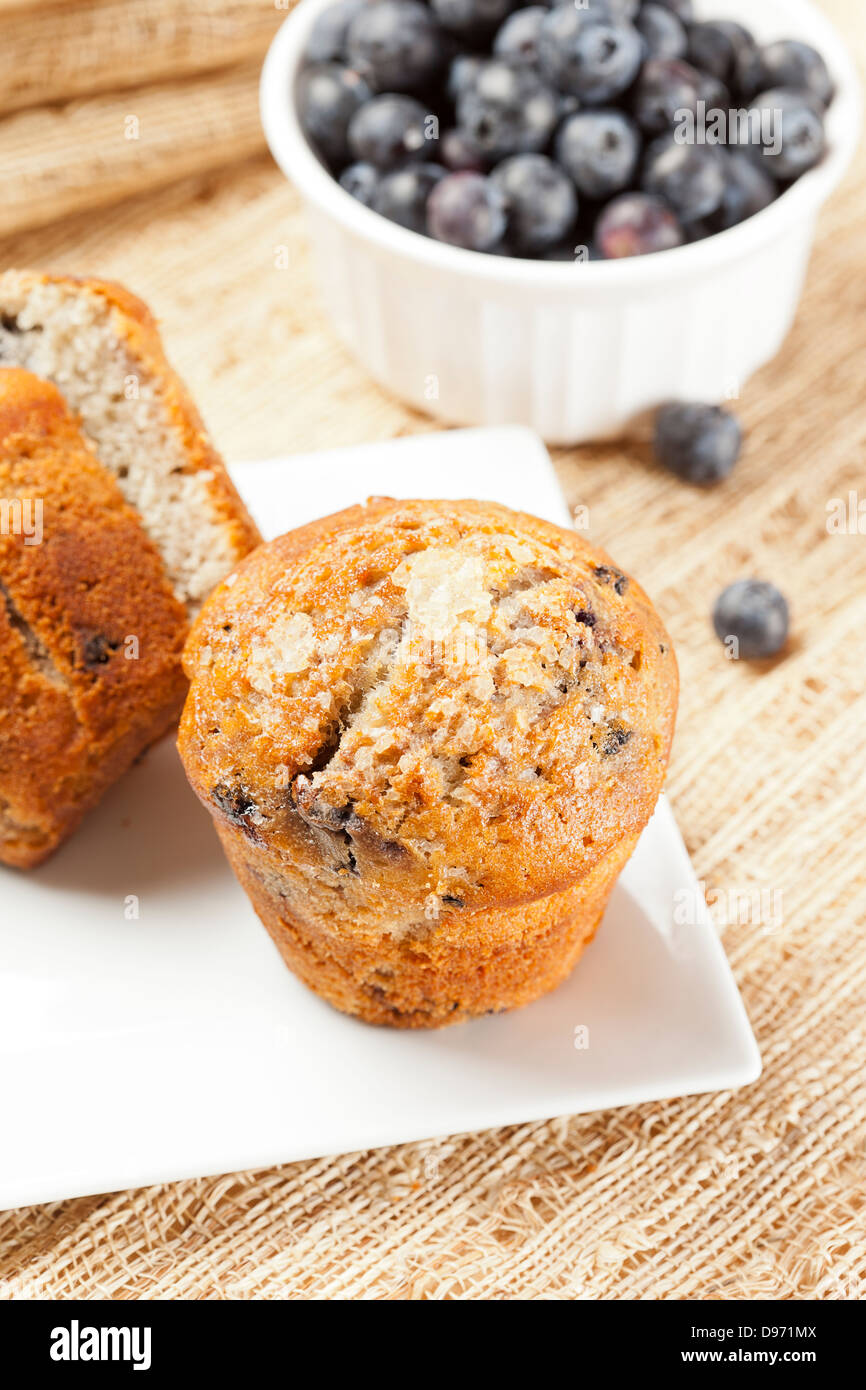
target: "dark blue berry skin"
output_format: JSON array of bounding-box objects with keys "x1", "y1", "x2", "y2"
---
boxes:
[
  {"x1": 595, "y1": 192, "x2": 683, "y2": 258},
  {"x1": 748, "y1": 84, "x2": 826, "y2": 123},
  {"x1": 694, "y1": 68, "x2": 731, "y2": 114},
  {"x1": 431, "y1": 0, "x2": 519, "y2": 41},
  {"x1": 456, "y1": 59, "x2": 559, "y2": 160},
  {"x1": 577, "y1": 0, "x2": 639, "y2": 19},
  {"x1": 427, "y1": 170, "x2": 508, "y2": 249},
  {"x1": 686, "y1": 20, "x2": 757, "y2": 86},
  {"x1": 631, "y1": 57, "x2": 702, "y2": 135},
  {"x1": 447, "y1": 54, "x2": 484, "y2": 103},
  {"x1": 538, "y1": 9, "x2": 643, "y2": 104},
  {"x1": 493, "y1": 7, "x2": 547, "y2": 67},
  {"x1": 712, "y1": 580, "x2": 789, "y2": 659},
  {"x1": 747, "y1": 89, "x2": 826, "y2": 181},
  {"x1": 555, "y1": 109, "x2": 640, "y2": 200},
  {"x1": 489, "y1": 153, "x2": 578, "y2": 252},
  {"x1": 440, "y1": 126, "x2": 487, "y2": 171},
  {"x1": 346, "y1": 1, "x2": 446, "y2": 95},
  {"x1": 651, "y1": 0, "x2": 693, "y2": 19},
  {"x1": 338, "y1": 159, "x2": 380, "y2": 205},
  {"x1": 711, "y1": 150, "x2": 775, "y2": 230},
  {"x1": 654, "y1": 402, "x2": 742, "y2": 485},
  {"x1": 738, "y1": 39, "x2": 835, "y2": 108},
  {"x1": 372, "y1": 162, "x2": 447, "y2": 232},
  {"x1": 636, "y1": 4, "x2": 687, "y2": 62},
  {"x1": 642, "y1": 135, "x2": 726, "y2": 223},
  {"x1": 297, "y1": 63, "x2": 372, "y2": 166},
  {"x1": 347, "y1": 93, "x2": 434, "y2": 168},
  {"x1": 306, "y1": 0, "x2": 366, "y2": 65}
]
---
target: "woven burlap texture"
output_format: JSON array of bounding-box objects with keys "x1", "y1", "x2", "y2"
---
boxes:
[{"x1": 0, "y1": 0, "x2": 864, "y2": 1301}]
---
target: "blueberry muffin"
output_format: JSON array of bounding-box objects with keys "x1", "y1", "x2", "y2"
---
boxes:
[{"x1": 179, "y1": 498, "x2": 678, "y2": 1027}]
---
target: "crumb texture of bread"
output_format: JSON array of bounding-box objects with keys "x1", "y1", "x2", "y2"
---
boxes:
[
  {"x1": 0, "y1": 369, "x2": 189, "y2": 868},
  {"x1": 0, "y1": 269, "x2": 260, "y2": 610},
  {"x1": 179, "y1": 498, "x2": 678, "y2": 1026}
]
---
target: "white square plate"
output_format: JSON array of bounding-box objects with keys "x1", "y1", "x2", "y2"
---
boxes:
[{"x1": 0, "y1": 427, "x2": 760, "y2": 1209}]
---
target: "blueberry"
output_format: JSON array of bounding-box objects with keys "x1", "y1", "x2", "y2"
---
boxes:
[
  {"x1": 211, "y1": 783, "x2": 263, "y2": 841},
  {"x1": 711, "y1": 150, "x2": 775, "y2": 230},
  {"x1": 650, "y1": 0, "x2": 693, "y2": 19},
  {"x1": 739, "y1": 39, "x2": 834, "y2": 108},
  {"x1": 82, "y1": 633, "x2": 119, "y2": 668},
  {"x1": 456, "y1": 58, "x2": 559, "y2": 159},
  {"x1": 372, "y1": 162, "x2": 447, "y2": 231},
  {"x1": 686, "y1": 20, "x2": 756, "y2": 86},
  {"x1": 306, "y1": 0, "x2": 366, "y2": 64},
  {"x1": 601, "y1": 722, "x2": 633, "y2": 756},
  {"x1": 580, "y1": 0, "x2": 640, "y2": 19},
  {"x1": 440, "y1": 126, "x2": 487, "y2": 170},
  {"x1": 636, "y1": 4, "x2": 687, "y2": 61},
  {"x1": 447, "y1": 53, "x2": 484, "y2": 102},
  {"x1": 642, "y1": 135, "x2": 726, "y2": 223},
  {"x1": 746, "y1": 84, "x2": 825, "y2": 123},
  {"x1": 608, "y1": 0, "x2": 639, "y2": 18},
  {"x1": 493, "y1": 7, "x2": 547, "y2": 66},
  {"x1": 346, "y1": 1, "x2": 446, "y2": 95},
  {"x1": 538, "y1": 9, "x2": 642, "y2": 104},
  {"x1": 595, "y1": 192, "x2": 683, "y2": 258},
  {"x1": 427, "y1": 170, "x2": 508, "y2": 249},
  {"x1": 693, "y1": 67, "x2": 731, "y2": 114},
  {"x1": 347, "y1": 92, "x2": 434, "y2": 167},
  {"x1": 339, "y1": 160, "x2": 380, "y2": 205},
  {"x1": 490, "y1": 153, "x2": 578, "y2": 251},
  {"x1": 654, "y1": 402, "x2": 742, "y2": 484},
  {"x1": 747, "y1": 89, "x2": 826, "y2": 180},
  {"x1": 712, "y1": 580, "x2": 789, "y2": 659},
  {"x1": 431, "y1": 0, "x2": 519, "y2": 41},
  {"x1": 297, "y1": 63, "x2": 372, "y2": 166},
  {"x1": 631, "y1": 57, "x2": 702, "y2": 135},
  {"x1": 555, "y1": 109, "x2": 640, "y2": 200},
  {"x1": 593, "y1": 564, "x2": 629, "y2": 594}
]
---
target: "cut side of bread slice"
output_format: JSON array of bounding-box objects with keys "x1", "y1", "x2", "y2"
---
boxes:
[
  {"x1": 0, "y1": 369, "x2": 191, "y2": 868},
  {"x1": 0, "y1": 269, "x2": 260, "y2": 612}
]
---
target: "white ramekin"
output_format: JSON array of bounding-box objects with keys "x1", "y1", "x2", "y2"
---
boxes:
[{"x1": 261, "y1": 0, "x2": 861, "y2": 443}]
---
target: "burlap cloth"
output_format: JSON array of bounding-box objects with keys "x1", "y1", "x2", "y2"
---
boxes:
[{"x1": 0, "y1": 0, "x2": 864, "y2": 1301}]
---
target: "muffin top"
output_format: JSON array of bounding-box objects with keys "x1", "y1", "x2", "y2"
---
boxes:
[{"x1": 180, "y1": 498, "x2": 677, "y2": 911}]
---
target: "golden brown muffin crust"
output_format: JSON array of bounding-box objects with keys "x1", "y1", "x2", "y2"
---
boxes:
[{"x1": 182, "y1": 498, "x2": 678, "y2": 912}]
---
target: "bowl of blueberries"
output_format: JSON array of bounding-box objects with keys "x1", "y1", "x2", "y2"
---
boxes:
[{"x1": 261, "y1": 0, "x2": 859, "y2": 442}]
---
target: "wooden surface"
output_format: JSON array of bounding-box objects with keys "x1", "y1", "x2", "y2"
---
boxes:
[{"x1": 0, "y1": 0, "x2": 864, "y2": 1300}]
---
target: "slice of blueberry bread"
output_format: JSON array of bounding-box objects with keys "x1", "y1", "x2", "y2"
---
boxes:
[
  {"x1": 0, "y1": 269, "x2": 260, "y2": 612},
  {"x1": 0, "y1": 370, "x2": 189, "y2": 867},
  {"x1": 179, "y1": 498, "x2": 678, "y2": 1027}
]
